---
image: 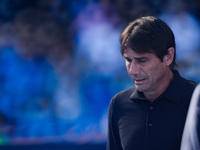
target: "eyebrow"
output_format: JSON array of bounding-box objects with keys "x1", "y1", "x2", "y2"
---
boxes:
[{"x1": 124, "y1": 55, "x2": 149, "y2": 60}]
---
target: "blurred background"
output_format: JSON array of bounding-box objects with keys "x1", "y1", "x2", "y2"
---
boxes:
[{"x1": 0, "y1": 0, "x2": 199, "y2": 149}]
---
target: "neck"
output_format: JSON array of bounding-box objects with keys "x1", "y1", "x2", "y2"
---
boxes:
[{"x1": 144, "y1": 70, "x2": 174, "y2": 102}]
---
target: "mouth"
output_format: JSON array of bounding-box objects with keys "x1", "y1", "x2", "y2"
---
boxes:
[{"x1": 134, "y1": 78, "x2": 146, "y2": 85}]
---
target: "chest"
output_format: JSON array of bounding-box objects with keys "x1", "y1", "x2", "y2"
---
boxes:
[{"x1": 116, "y1": 100, "x2": 188, "y2": 150}]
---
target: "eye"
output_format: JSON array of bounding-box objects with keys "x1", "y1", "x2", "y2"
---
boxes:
[
  {"x1": 137, "y1": 58, "x2": 147, "y2": 63},
  {"x1": 125, "y1": 57, "x2": 132, "y2": 63},
  {"x1": 138, "y1": 59, "x2": 146, "y2": 63}
]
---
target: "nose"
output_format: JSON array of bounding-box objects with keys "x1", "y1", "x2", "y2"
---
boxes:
[{"x1": 127, "y1": 60, "x2": 141, "y2": 75}]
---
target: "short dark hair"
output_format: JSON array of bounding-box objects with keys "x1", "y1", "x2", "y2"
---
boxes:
[{"x1": 120, "y1": 16, "x2": 176, "y2": 69}]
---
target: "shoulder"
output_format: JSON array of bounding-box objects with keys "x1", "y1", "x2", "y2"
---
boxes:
[
  {"x1": 108, "y1": 87, "x2": 135, "y2": 116},
  {"x1": 179, "y1": 77, "x2": 199, "y2": 102},
  {"x1": 109, "y1": 87, "x2": 135, "y2": 107},
  {"x1": 175, "y1": 70, "x2": 198, "y2": 87},
  {"x1": 113, "y1": 87, "x2": 135, "y2": 99},
  {"x1": 174, "y1": 69, "x2": 199, "y2": 92},
  {"x1": 185, "y1": 76, "x2": 199, "y2": 86},
  {"x1": 185, "y1": 78, "x2": 199, "y2": 91},
  {"x1": 180, "y1": 75, "x2": 199, "y2": 100}
]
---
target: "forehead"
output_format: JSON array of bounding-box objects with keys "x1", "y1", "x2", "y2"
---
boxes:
[{"x1": 123, "y1": 47, "x2": 157, "y2": 59}]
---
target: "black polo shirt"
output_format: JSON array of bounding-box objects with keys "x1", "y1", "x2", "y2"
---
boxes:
[{"x1": 107, "y1": 70, "x2": 198, "y2": 150}]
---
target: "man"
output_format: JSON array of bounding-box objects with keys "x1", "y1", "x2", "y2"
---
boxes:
[
  {"x1": 107, "y1": 16, "x2": 198, "y2": 150},
  {"x1": 181, "y1": 84, "x2": 200, "y2": 150}
]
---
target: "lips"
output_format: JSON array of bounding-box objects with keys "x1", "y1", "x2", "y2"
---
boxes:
[{"x1": 134, "y1": 78, "x2": 146, "y2": 84}]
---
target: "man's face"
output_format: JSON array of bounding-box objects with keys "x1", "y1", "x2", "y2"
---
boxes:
[{"x1": 123, "y1": 47, "x2": 171, "y2": 94}]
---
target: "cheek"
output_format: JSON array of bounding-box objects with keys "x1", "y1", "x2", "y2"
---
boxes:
[
  {"x1": 148, "y1": 64, "x2": 166, "y2": 81},
  {"x1": 143, "y1": 63, "x2": 163, "y2": 78},
  {"x1": 125, "y1": 62, "x2": 130, "y2": 71}
]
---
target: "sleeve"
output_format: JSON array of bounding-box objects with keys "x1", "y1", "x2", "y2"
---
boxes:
[
  {"x1": 106, "y1": 96, "x2": 123, "y2": 150},
  {"x1": 180, "y1": 84, "x2": 200, "y2": 150}
]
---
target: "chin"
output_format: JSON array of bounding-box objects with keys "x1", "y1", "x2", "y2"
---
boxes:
[{"x1": 135, "y1": 87, "x2": 145, "y2": 92}]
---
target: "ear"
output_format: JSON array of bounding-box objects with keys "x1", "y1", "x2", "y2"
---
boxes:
[{"x1": 163, "y1": 47, "x2": 174, "y2": 66}]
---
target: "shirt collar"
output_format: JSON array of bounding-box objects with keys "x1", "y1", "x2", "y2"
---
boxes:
[
  {"x1": 161, "y1": 70, "x2": 187, "y2": 103},
  {"x1": 130, "y1": 70, "x2": 187, "y2": 103},
  {"x1": 130, "y1": 89, "x2": 146, "y2": 101}
]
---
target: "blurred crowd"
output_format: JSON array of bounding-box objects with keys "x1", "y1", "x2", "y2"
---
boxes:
[{"x1": 0, "y1": 0, "x2": 200, "y2": 145}]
